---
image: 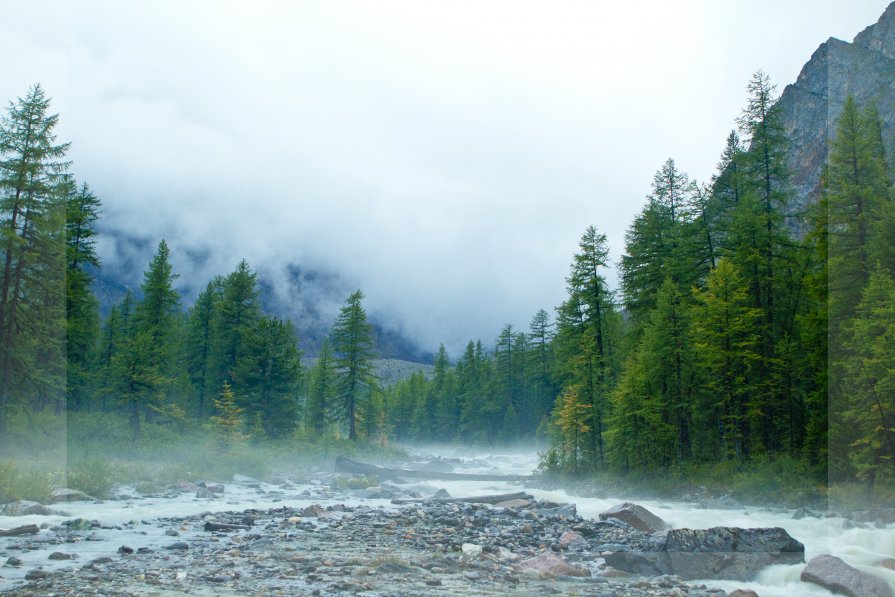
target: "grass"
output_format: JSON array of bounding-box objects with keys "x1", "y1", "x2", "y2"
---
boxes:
[{"x1": 0, "y1": 410, "x2": 408, "y2": 503}]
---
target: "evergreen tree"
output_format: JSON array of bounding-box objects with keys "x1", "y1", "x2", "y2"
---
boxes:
[
  {"x1": 185, "y1": 278, "x2": 222, "y2": 418},
  {"x1": 332, "y1": 290, "x2": 375, "y2": 441},
  {"x1": 65, "y1": 182, "x2": 101, "y2": 411},
  {"x1": 214, "y1": 259, "x2": 261, "y2": 386},
  {"x1": 0, "y1": 84, "x2": 70, "y2": 431},
  {"x1": 306, "y1": 337, "x2": 337, "y2": 435},
  {"x1": 207, "y1": 382, "x2": 247, "y2": 448}
]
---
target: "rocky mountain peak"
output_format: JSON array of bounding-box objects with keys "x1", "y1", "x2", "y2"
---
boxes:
[
  {"x1": 854, "y1": 1, "x2": 895, "y2": 60},
  {"x1": 776, "y1": 2, "x2": 895, "y2": 209}
]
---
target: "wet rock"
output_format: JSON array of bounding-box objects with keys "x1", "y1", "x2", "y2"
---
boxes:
[
  {"x1": 63, "y1": 518, "x2": 95, "y2": 531},
  {"x1": 729, "y1": 590, "x2": 760, "y2": 597},
  {"x1": 0, "y1": 524, "x2": 40, "y2": 536},
  {"x1": 792, "y1": 507, "x2": 822, "y2": 520},
  {"x1": 0, "y1": 500, "x2": 57, "y2": 516},
  {"x1": 196, "y1": 486, "x2": 210, "y2": 498},
  {"x1": 48, "y1": 552, "x2": 75, "y2": 560},
  {"x1": 207, "y1": 484, "x2": 225, "y2": 494},
  {"x1": 558, "y1": 530, "x2": 585, "y2": 549},
  {"x1": 495, "y1": 499, "x2": 531, "y2": 508},
  {"x1": 698, "y1": 496, "x2": 745, "y2": 510},
  {"x1": 605, "y1": 526, "x2": 804, "y2": 581},
  {"x1": 49, "y1": 487, "x2": 97, "y2": 503},
  {"x1": 232, "y1": 474, "x2": 261, "y2": 486},
  {"x1": 516, "y1": 551, "x2": 590, "y2": 577},
  {"x1": 300, "y1": 504, "x2": 326, "y2": 517},
  {"x1": 5, "y1": 556, "x2": 23, "y2": 567},
  {"x1": 433, "y1": 488, "x2": 451, "y2": 499},
  {"x1": 801, "y1": 554, "x2": 894, "y2": 597},
  {"x1": 461, "y1": 543, "x2": 483, "y2": 557},
  {"x1": 25, "y1": 569, "x2": 50, "y2": 580},
  {"x1": 164, "y1": 541, "x2": 189, "y2": 551},
  {"x1": 165, "y1": 529, "x2": 180, "y2": 536},
  {"x1": 599, "y1": 502, "x2": 668, "y2": 533},
  {"x1": 118, "y1": 546, "x2": 134, "y2": 554},
  {"x1": 880, "y1": 558, "x2": 895, "y2": 571}
]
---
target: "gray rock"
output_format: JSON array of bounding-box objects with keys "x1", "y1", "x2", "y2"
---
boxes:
[
  {"x1": 0, "y1": 500, "x2": 57, "y2": 516},
  {"x1": 433, "y1": 488, "x2": 451, "y2": 499},
  {"x1": 232, "y1": 474, "x2": 261, "y2": 485},
  {"x1": 5, "y1": 556, "x2": 23, "y2": 567},
  {"x1": 778, "y1": 2, "x2": 895, "y2": 217},
  {"x1": 698, "y1": 496, "x2": 745, "y2": 510},
  {"x1": 516, "y1": 551, "x2": 590, "y2": 577},
  {"x1": 801, "y1": 554, "x2": 894, "y2": 597},
  {"x1": 49, "y1": 488, "x2": 97, "y2": 503},
  {"x1": 605, "y1": 526, "x2": 804, "y2": 581},
  {"x1": 164, "y1": 541, "x2": 189, "y2": 550},
  {"x1": 729, "y1": 590, "x2": 759, "y2": 597},
  {"x1": 599, "y1": 502, "x2": 668, "y2": 533}
]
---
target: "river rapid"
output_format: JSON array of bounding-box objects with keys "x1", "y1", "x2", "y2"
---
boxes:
[{"x1": 1, "y1": 448, "x2": 893, "y2": 595}]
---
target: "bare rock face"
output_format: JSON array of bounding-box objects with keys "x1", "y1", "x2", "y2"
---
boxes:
[
  {"x1": 778, "y1": 2, "x2": 895, "y2": 211},
  {"x1": 599, "y1": 502, "x2": 668, "y2": 533},
  {"x1": 604, "y1": 526, "x2": 804, "y2": 581},
  {"x1": 516, "y1": 551, "x2": 590, "y2": 578},
  {"x1": 801, "y1": 554, "x2": 894, "y2": 597}
]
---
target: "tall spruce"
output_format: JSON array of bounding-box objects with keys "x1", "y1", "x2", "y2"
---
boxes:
[{"x1": 332, "y1": 290, "x2": 375, "y2": 441}]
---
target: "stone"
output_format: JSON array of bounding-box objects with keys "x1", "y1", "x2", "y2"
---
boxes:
[
  {"x1": 196, "y1": 487, "x2": 210, "y2": 498},
  {"x1": 880, "y1": 558, "x2": 895, "y2": 571},
  {"x1": 605, "y1": 526, "x2": 804, "y2": 581},
  {"x1": 0, "y1": 524, "x2": 40, "y2": 536},
  {"x1": 698, "y1": 496, "x2": 745, "y2": 510},
  {"x1": 25, "y1": 569, "x2": 50, "y2": 580},
  {"x1": 433, "y1": 488, "x2": 451, "y2": 499},
  {"x1": 63, "y1": 518, "x2": 95, "y2": 531},
  {"x1": 516, "y1": 551, "x2": 590, "y2": 578},
  {"x1": 461, "y1": 543, "x2": 482, "y2": 557},
  {"x1": 729, "y1": 590, "x2": 760, "y2": 597},
  {"x1": 801, "y1": 554, "x2": 894, "y2": 597},
  {"x1": 164, "y1": 542, "x2": 189, "y2": 551},
  {"x1": 300, "y1": 504, "x2": 326, "y2": 517},
  {"x1": 558, "y1": 530, "x2": 585, "y2": 549},
  {"x1": 0, "y1": 500, "x2": 56, "y2": 516},
  {"x1": 5, "y1": 556, "x2": 23, "y2": 567},
  {"x1": 48, "y1": 552, "x2": 74, "y2": 560},
  {"x1": 49, "y1": 488, "x2": 97, "y2": 503},
  {"x1": 232, "y1": 474, "x2": 261, "y2": 485},
  {"x1": 599, "y1": 502, "x2": 668, "y2": 533},
  {"x1": 495, "y1": 499, "x2": 531, "y2": 508}
]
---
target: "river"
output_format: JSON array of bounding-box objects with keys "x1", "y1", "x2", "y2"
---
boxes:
[{"x1": 1, "y1": 448, "x2": 893, "y2": 595}]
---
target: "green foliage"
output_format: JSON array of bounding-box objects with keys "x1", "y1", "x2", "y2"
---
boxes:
[
  {"x1": 0, "y1": 461, "x2": 55, "y2": 503},
  {"x1": 66, "y1": 459, "x2": 117, "y2": 499},
  {"x1": 332, "y1": 290, "x2": 376, "y2": 441},
  {"x1": 207, "y1": 382, "x2": 247, "y2": 448}
]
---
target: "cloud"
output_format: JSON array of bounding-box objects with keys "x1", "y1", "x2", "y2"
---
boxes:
[{"x1": 0, "y1": 0, "x2": 887, "y2": 355}]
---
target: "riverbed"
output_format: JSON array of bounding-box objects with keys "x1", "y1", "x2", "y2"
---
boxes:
[{"x1": 1, "y1": 449, "x2": 893, "y2": 595}]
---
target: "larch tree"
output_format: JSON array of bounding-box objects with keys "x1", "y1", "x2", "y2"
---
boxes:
[{"x1": 332, "y1": 290, "x2": 375, "y2": 441}]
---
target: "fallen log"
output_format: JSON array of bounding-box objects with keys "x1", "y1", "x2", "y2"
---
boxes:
[
  {"x1": 204, "y1": 522, "x2": 251, "y2": 532},
  {"x1": 335, "y1": 456, "x2": 531, "y2": 482},
  {"x1": 391, "y1": 491, "x2": 533, "y2": 505},
  {"x1": 0, "y1": 524, "x2": 40, "y2": 537}
]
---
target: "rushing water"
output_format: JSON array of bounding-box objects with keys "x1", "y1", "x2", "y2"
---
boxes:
[{"x1": 1, "y1": 448, "x2": 893, "y2": 595}]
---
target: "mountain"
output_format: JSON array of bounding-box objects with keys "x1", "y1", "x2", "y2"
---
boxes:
[
  {"x1": 92, "y1": 228, "x2": 434, "y2": 364},
  {"x1": 778, "y1": 1, "x2": 895, "y2": 207}
]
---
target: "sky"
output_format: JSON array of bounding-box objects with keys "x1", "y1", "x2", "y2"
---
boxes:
[{"x1": 0, "y1": 1, "x2": 889, "y2": 356}]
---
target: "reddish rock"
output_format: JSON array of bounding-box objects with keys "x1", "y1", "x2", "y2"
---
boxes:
[
  {"x1": 558, "y1": 529, "x2": 585, "y2": 549},
  {"x1": 516, "y1": 551, "x2": 590, "y2": 578},
  {"x1": 729, "y1": 590, "x2": 759, "y2": 597},
  {"x1": 599, "y1": 502, "x2": 668, "y2": 533}
]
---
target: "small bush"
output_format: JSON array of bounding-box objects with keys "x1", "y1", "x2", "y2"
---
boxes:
[
  {"x1": 66, "y1": 459, "x2": 117, "y2": 499},
  {"x1": 0, "y1": 461, "x2": 56, "y2": 504}
]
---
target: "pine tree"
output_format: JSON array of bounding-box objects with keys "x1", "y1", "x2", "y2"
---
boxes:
[
  {"x1": 232, "y1": 317, "x2": 302, "y2": 438},
  {"x1": 214, "y1": 259, "x2": 261, "y2": 386},
  {"x1": 65, "y1": 182, "x2": 101, "y2": 411},
  {"x1": 185, "y1": 278, "x2": 222, "y2": 418},
  {"x1": 306, "y1": 337, "x2": 337, "y2": 435},
  {"x1": 332, "y1": 290, "x2": 375, "y2": 441},
  {"x1": 0, "y1": 84, "x2": 70, "y2": 431}
]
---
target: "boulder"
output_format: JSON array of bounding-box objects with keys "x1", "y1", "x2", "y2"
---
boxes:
[
  {"x1": 599, "y1": 502, "x2": 668, "y2": 533},
  {"x1": 729, "y1": 590, "x2": 759, "y2": 597},
  {"x1": 516, "y1": 551, "x2": 590, "y2": 578},
  {"x1": 0, "y1": 500, "x2": 57, "y2": 516},
  {"x1": 698, "y1": 496, "x2": 745, "y2": 510},
  {"x1": 558, "y1": 529, "x2": 585, "y2": 549},
  {"x1": 801, "y1": 554, "x2": 894, "y2": 597},
  {"x1": 49, "y1": 488, "x2": 97, "y2": 503},
  {"x1": 604, "y1": 526, "x2": 804, "y2": 581},
  {"x1": 433, "y1": 488, "x2": 451, "y2": 499}
]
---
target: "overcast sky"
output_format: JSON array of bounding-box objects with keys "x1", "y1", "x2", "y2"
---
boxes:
[{"x1": 1, "y1": 1, "x2": 889, "y2": 355}]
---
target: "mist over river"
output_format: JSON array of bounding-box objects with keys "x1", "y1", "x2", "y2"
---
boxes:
[{"x1": 1, "y1": 448, "x2": 892, "y2": 595}]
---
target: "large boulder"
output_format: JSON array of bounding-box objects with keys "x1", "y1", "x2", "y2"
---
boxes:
[
  {"x1": 801, "y1": 554, "x2": 894, "y2": 597},
  {"x1": 599, "y1": 502, "x2": 668, "y2": 533},
  {"x1": 49, "y1": 488, "x2": 97, "y2": 503},
  {"x1": 604, "y1": 526, "x2": 804, "y2": 581},
  {"x1": 0, "y1": 500, "x2": 59, "y2": 516}
]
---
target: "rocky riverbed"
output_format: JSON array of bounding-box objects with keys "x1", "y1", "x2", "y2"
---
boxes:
[{"x1": 3, "y1": 495, "x2": 734, "y2": 596}]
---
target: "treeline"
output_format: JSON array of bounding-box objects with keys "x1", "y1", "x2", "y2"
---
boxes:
[
  {"x1": 380, "y1": 73, "x2": 895, "y2": 484},
  {"x1": 0, "y1": 85, "x2": 384, "y2": 445}
]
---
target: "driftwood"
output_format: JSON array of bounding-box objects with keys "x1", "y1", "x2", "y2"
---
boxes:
[
  {"x1": 0, "y1": 524, "x2": 40, "y2": 537},
  {"x1": 204, "y1": 522, "x2": 251, "y2": 532},
  {"x1": 391, "y1": 491, "x2": 533, "y2": 505},
  {"x1": 335, "y1": 456, "x2": 531, "y2": 482}
]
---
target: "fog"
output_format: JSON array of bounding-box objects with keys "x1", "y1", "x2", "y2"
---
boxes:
[{"x1": 0, "y1": 1, "x2": 887, "y2": 355}]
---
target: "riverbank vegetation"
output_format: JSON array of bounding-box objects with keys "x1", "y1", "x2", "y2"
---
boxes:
[{"x1": 0, "y1": 77, "x2": 892, "y2": 507}]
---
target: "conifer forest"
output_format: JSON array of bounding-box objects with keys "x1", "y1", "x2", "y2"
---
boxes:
[{"x1": 1, "y1": 72, "x2": 894, "y2": 494}]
